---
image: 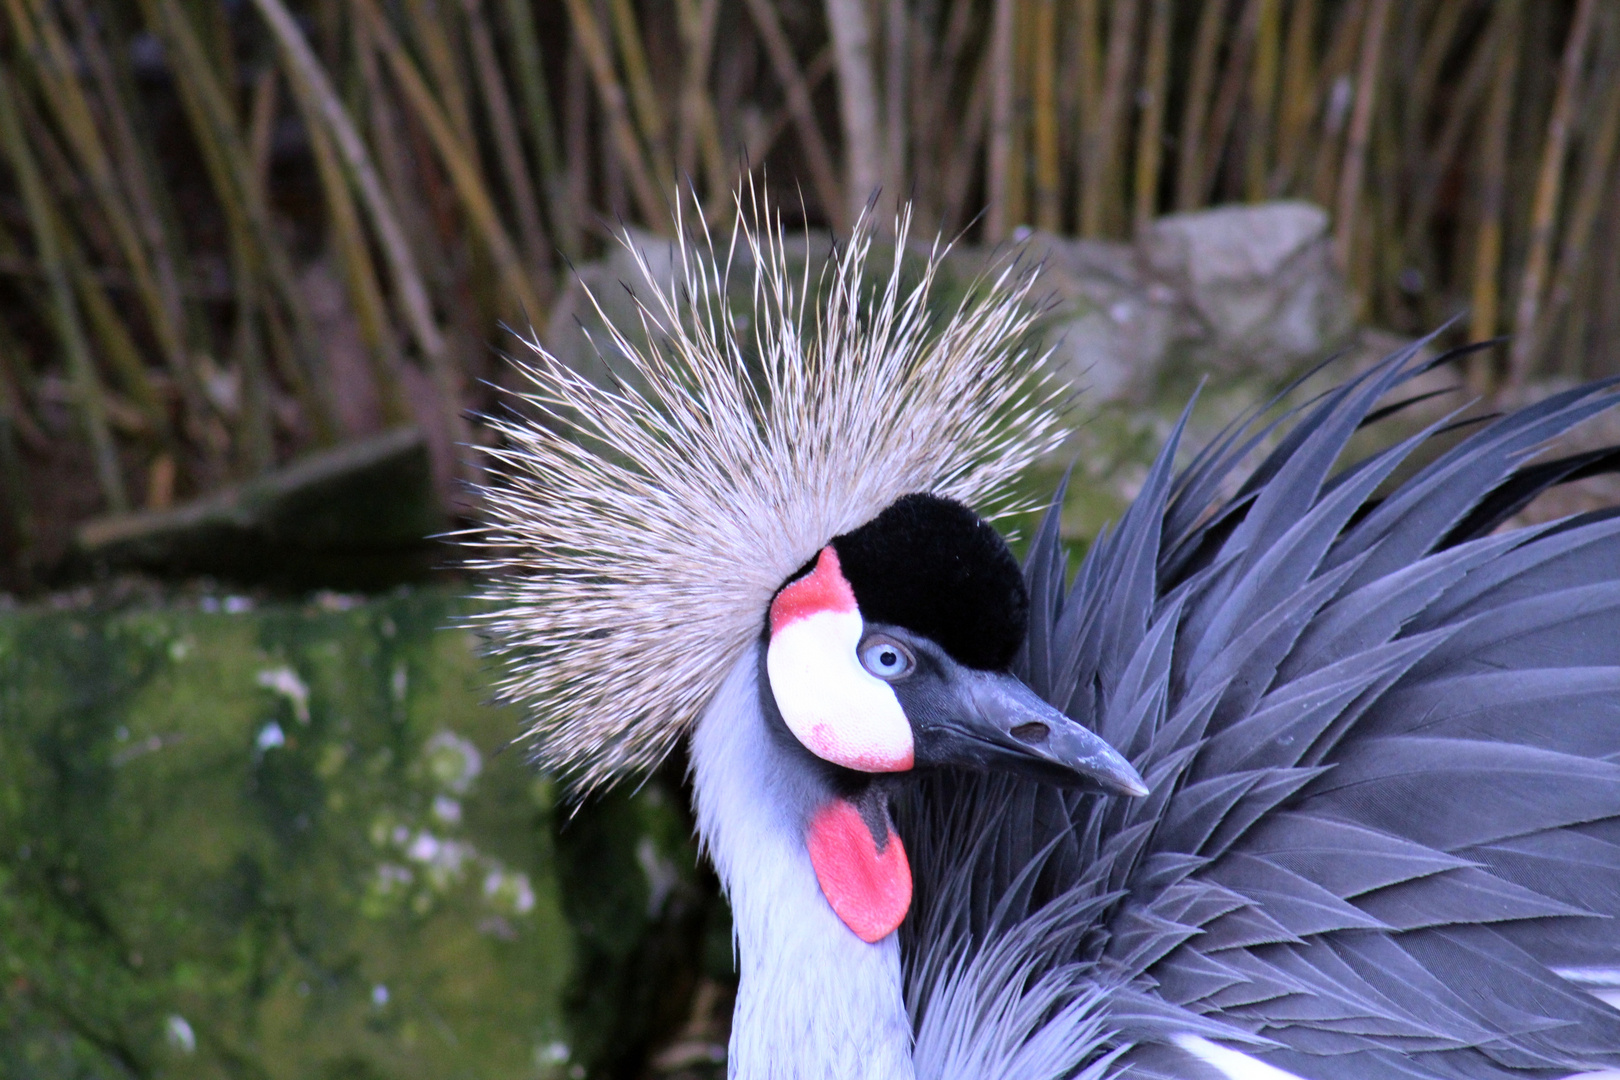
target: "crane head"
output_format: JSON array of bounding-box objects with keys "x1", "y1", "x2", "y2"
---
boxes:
[{"x1": 765, "y1": 493, "x2": 1147, "y2": 798}]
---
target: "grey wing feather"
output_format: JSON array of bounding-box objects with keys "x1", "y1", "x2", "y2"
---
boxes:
[{"x1": 901, "y1": 342, "x2": 1620, "y2": 1079}]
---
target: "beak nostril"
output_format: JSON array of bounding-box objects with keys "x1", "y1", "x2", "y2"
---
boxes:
[{"x1": 1010, "y1": 721, "x2": 1049, "y2": 746}]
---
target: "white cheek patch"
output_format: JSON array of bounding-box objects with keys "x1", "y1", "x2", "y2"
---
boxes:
[{"x1": 767, "y1": 608, "x2": 914, "y2": 772}]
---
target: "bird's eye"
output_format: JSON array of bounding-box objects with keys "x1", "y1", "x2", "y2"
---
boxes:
[{"x1": 859, "y1": 637, "x2": 913, "y2": 680}]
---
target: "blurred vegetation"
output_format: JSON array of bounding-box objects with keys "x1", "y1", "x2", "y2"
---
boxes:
[
  {"x1": 0, "y1": 0, "x2": 1616, "y2": 593},
  {"x1": 0, "y1": 587, "x2": 731, "y2": 1080}
]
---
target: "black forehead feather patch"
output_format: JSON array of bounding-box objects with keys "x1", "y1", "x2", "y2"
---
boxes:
[{"x1": 830, "y1": 493, "x2": 1029, "y2": 671}]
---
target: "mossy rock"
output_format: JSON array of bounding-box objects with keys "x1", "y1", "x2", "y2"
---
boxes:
[{"x1": 0, "y1": 589, "x2": 726, "y2": 1080}]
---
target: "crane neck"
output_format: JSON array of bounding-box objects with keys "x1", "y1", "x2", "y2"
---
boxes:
[{"x1": 691, "y1": 646, "x2": 916, "y2": 1080}]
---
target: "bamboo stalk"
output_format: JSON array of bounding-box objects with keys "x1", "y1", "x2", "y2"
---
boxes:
[
  {"x1": 0, "y1": 69, "x2": 127, "y2": 511},
  {"x1": 1272, "y1": 0, "x2": 1318, "y2": 194},
  {"x1": 939, "y1": 0, "x2": 980, "y2": 104},
  {"x1": 1201, "y1": 0, "x2": 1262, "y2": 207},
  {"x1": 6, "y1": 99, "x2": 171, "y2": 441},
  {"x1": 609, "y1": 0, "x2": 670, "y2": 184},
  {"x1": 463, "y1": 0, "x2": 551, "y2": 282},
  {"x1": 1591, "y1": 179, "x2": 1620, "y2": 377},
  {"x1": 305, "y1": 103, "x2": 410, "y2": 426},
  {"x1": 1403, "y1": 0, "x2": 1471, "y2": 171},
  {"x1": 60, "y1": 0, "x2": 202, "y2": 429},
  {"x1": 228, "y1": 240, "x2": 276, "y2": 474},
  {"x1": 1086, "y1": 0, "x2": 1142, "y2": 236},
  {"x1": 564, "y1": 37, "x2": 592, "y2": 237},
  {"x1": 1333, "y1": 0, "x2": 1392, "y2": 281},
  {"x1": 352, "y1": 11, "x2": 440, "y2": 285},
  {"x1": 402, "y1": 0, "x2": 472, "y2": 139},
  {"x1": 15, "y1": 0, "x2": 200, "y2": 433},
  {"x1": 251, "y1": 0, "x2": 465, "y2": 456},
  {"x1": 0, "y1": 372, "x2": 34, "y2": 566},
  {"x1": 248, "y1": 66, "x2": 280, "y2": 207},
  {"x1": 1400, "y1": 9, "x2": 1495, "y2": 273},
  {"x1": 1245, "y1": 0, "x2": 1281, "y2": 201},
  {"x1": 355, "y1": 0, "x2": 545, "y2": 319},
  {"x1": 1508, "y1": 0, "x2": 1597, "y2": 388},
  {"x1": 985, "y1": 0, "x2": 1016, "y2": 240},
  {"x1": 941, "y1": 24, "x2": 992, "y2": 233},
  {"x1": 1006, "y1": 0, "x2": 1031, "y2": 231},
  {"x1": 1033, "y1": 0, "x2": 1062, "y2": 231},
  {"x1": 885, "y1": 0, "x2": 910, "y2": 216},
  {"x1": 561, "y1": 0, "x2": 672, "y2": 230},
  {"x1": 903, "y1": 0, "x2": 956, "y2": 227},
  {"x1": 742, "y1": 47, "x2": 838, "y2": 166},
  {"x1": 239, "y1": 69, "x2": 281, "y2": 469},
  {"x1": 1559, "y1": 243, "x2": 1595, "y2": 378},
  {"x1": 674, "y1": 0, "x2": 708, "y2": 182},
  {"x1": 1133, "y1": 0, "x2": 1170, "y2": 231},
  {"x1": 1174, "y1": 0, "x2": 1229, "y2": 210},
  {"x1": 1308, "y1": 0, "x2": 1367, "y2": 211},
  {"x1": 498, "y1": 0, "x2": 574, "y2": 260},
  {"x1": 826, "y1": 0, "x2": 886, "y2": 223},
  {"x1": 69, "y1": 243, "x2": 168, "y2": 437},
  {"x1": 743, "y1": 0, "x2": 848, "y2": 232},
  {"x1": 1369, "y1": 72, "x2": 1402, "y2": 316},
  {"x1": 146, "y1": 0, "x2": 337, "y2": 442},
  {"x1": 1468, "y1": 0, "x2": 1524, "y2": 360},
  {"x1": 673, "y1": 0, "x2": 721, "y2": 188},
  {"x1": 1074, "y1": 0, "x2": 1102, "y2": 224},
  {"x1": 0, "y1": 321, "x2": 46, "y2": 452},
  {"x1": 695, "y1": 49, "x2": 728, "y2": 217},
  {"x1": 1534, "y1": 41, "x2": 1620, "y2": 368}
]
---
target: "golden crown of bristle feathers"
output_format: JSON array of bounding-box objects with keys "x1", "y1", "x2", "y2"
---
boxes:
[{"x1": 465, "y1": 195, "x2": 1065, "y2": 793}]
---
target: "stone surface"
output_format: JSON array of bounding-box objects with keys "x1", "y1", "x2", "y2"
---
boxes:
[
  {"x1": 975, "y1": 232, "x2": 1191, "y2": 401},
  {"x1": 0, "y1": 588, "x2": 728, "y2": 1080},
  {"x1": 1138, "y1": 201, "x2": 1353, "y2": 374},
  {"x1": 72, "y1": 427, "x2": 443, "y2": 589}
]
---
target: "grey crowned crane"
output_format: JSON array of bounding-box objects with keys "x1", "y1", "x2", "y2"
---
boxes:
[{"x1": 469, "y1": 204, "x2": 1620, "y2": 1080}]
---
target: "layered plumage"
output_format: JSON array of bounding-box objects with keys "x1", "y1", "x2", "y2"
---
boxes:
[
  {"x1": 472, "y1": 202, "x2": 1620, "y2": 1080},
  {"x1": 902, "y1": 340, "x2": 1620, "y2": 1079}
]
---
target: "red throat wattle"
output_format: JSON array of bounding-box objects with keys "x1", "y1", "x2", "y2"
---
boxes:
[{"x1": 806, "y1": 798, "x2": 912, "y2": 943}]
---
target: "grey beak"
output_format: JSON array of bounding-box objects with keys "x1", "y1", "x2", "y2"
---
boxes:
[{"x1": 905, "y1": 667, "x2": 1148, "y2": 797}]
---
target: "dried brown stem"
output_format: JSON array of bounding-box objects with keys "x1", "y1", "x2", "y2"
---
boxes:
[
  {"x1": 560, "y1": 0, "x2": 672, "y2": 231},
  {"x1": 610, "y1": 0, "x2": 670, "y2": 182},
  {"x1": 985, "y1": 0, "x2": 1017, "y2": 240},
  {"x1": 1508, "y1": 0, "x2": 1596, "y2": 387},
  {"x1": 1201, "y1": 0, "x2": 1262, "y2": 207},
  {"x1": 1272, "y1": 0, "x2": 1318, "y2": 194},
  {"x1": 1246, "y1": 0, "x2": 1281, "y2": 201},
  {"x1": 464, "y1": 0, "x2": 551, "y2": 281},
  {"x1": 1085, "y1": 0, "x2": 1142, "y2": 237},
  {"x1": 1468, "y1": 0, "x2": 1524, "y2": 354},
  {"x1": 1333, "y1": 0, "x2": 1392, "y2": 282},
  {"x1": 1534, "y1": 42, "x2": 1620, "y2": 366},
  {"x1": 1133, "y1": 0, "x2": 1171, "y2": 231},
  {"x1": 0, "y1": 68, "x2": 126, "y2": 510},
  {"x1": 826, "y1": 0, "x2": 886, "y2": 223},
  {"x1": 1174, "y1": 0, "x2": 1229, "y2": 210},
  {"x1": 743, "y1": 0, "x2": 847, "y2": 232},
  {"x1": 1034, "y1": 0, "x2": 1062, "y2": 231}
]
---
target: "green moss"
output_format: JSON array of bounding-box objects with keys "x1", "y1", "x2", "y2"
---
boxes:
[{"x1": 0, "y1": 591, "x2": 579, "y2": 1080}]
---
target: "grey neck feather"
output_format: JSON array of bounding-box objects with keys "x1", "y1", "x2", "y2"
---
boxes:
[{"x1": 691, "y1": 647, "x2": 915, "y2": 1080}]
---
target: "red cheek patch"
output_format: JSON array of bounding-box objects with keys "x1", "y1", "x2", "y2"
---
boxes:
[
  {"x1": 806, "y1": 798, "x2": 912, "y2": 943},
  {"x1": 770, "y1": 546, "x2": 857, "y2": 634}
]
